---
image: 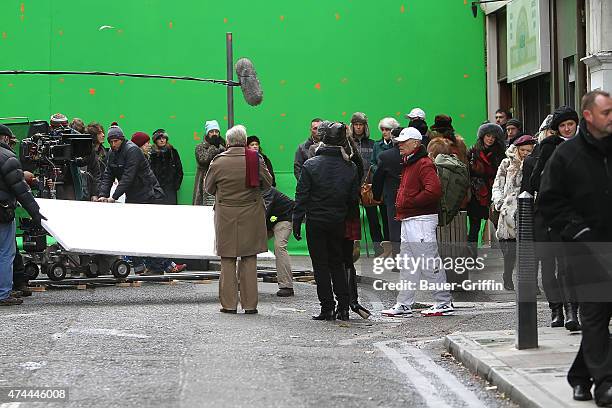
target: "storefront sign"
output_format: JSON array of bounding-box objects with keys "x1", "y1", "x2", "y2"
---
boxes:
[{"x1": 507, "y1": 0, "x2": 550, "y2": 82}]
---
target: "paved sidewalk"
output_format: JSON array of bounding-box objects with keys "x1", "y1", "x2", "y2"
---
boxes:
[{"x1": 444, "y1": 328, "x2": 594, "y2": 408}]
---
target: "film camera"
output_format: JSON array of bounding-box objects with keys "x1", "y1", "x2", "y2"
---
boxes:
[{"x1": 19, "y1": 120, "x2": 93, "y2": 199}]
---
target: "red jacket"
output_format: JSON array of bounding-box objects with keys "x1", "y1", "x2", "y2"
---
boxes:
[{"x1": 395, "y1": 145, "x2": 442, "y2": 220}]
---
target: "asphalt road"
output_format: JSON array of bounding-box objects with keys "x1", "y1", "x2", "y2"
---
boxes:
[{"x1": 0, "y1": 274, "x2": 554, "y2": 408}]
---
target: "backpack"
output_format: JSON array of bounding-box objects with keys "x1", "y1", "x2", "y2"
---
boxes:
[{"x1": 435, "y1": 154, "x2": 469, "y2": 226}]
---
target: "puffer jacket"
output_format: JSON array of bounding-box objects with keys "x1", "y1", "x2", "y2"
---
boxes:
[
  {"x1": 293, "y1": 146, "x2": 359, "y2": 224},
  {"x1": 0, "y1": 142, "x2": 41, "y2": 219},
  {"x1": 395, "y1": 145, "x2": 442, "y2": 220},
  {"x1": 491, "y1": 145, "x2": 523, "y2": 240},
  {"x1": 98, "y1": 140, "x2": 164, "y2": 204}
]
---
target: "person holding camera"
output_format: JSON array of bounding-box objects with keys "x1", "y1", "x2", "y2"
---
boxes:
[{"x1": 0, "y1": 124, "x2": 47, "y2": 306}]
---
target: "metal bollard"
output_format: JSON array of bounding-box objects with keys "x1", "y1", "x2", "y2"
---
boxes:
[{"x1": 516, "y1": 191, "x2": 538, "y2": 349}]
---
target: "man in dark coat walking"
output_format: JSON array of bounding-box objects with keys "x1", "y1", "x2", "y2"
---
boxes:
[
  {"x1": 293, "y1": 121, "x2": 359, "y2": 321},
  {"x1": 538, "y1": 90, "x2": 612, "y2": 405}
]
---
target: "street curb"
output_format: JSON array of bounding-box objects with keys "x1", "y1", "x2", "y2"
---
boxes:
[{"x1": 444, "y1": 333, "x2": 573, "y2": 408}]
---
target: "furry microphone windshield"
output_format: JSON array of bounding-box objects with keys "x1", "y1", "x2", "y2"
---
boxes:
[{"x1": 235, "y1": 58, "x2": 263, "y2": 106}]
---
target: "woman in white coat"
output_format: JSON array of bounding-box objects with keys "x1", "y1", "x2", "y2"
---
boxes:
[{"x1": 492, "y1": 135, "x2": 535, "y2": 290}]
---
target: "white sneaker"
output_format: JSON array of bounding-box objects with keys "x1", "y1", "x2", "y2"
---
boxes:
[
  {"x1": 421, "y1": 303, "x2": 454, "y2": 316},
  {"x1": 381, "y1": 303, "x2": 413, "y2": 318}
]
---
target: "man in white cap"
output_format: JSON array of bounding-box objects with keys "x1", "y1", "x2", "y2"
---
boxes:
[
  {"x1": 405, "y1": 108, "x2": 426, "y2": 122},
  {"x1": 381, "y1": 127, "x2": 454, "y2": 317},
  {"x1": 405, "y1": 107, "x2": 430, "y2": 147}
]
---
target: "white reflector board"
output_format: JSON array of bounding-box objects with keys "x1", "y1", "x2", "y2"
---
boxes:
[{"x1": 36, "y1": 198, "x2": 274, "y2": 260}]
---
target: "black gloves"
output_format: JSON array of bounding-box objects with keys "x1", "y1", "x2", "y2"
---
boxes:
[
  {"x1": 31, "y1": 212, "x2": 48, "y2": 226},
  {"x1": 292, "y1": 220, "x2": 302, "y2": 241}
]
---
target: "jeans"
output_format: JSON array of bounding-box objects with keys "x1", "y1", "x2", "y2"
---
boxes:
[{"x1": 0, "y1": 221, "x2": 17, "y2": 300}]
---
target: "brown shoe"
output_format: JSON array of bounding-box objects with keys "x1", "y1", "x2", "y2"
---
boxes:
[
  {"x1": 276, "y1": 288, "x2": 294, "y2": 297},
  {"x1": 0, "y1": 296, "x2": 23, "y2": 306}
]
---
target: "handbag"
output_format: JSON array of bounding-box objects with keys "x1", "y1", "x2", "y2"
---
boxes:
[{"x1": 360, "y1": 167, "x2": 383, "y2": 207}]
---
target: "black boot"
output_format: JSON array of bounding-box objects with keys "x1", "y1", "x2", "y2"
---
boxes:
[
  {"x1": 549, "y1": 303, "x2": 564, "y2": 328},
  {"x1": 564, "y1": 303, "x2": 581, "y2": 332},
  {"x1": 503, "y1": 274, "x2": 514, "y2": 291},
  {"x1": 335, "y1": 308, "x2": 350, "y2": 321},
  {"x1": 312, "y1": 309, "x2": 336, "y2": 321}
]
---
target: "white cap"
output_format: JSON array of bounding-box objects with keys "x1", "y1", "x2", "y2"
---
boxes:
[
  {"x1": 395, "y1": 127, "x2": 422, "y2": 142},
  {"x1": 405, "y1": 108, "x2": 426, "y2": 120}
]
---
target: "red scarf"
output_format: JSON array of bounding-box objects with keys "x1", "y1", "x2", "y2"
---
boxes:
[{"x1": 245, "y1": 147, "x2": 260, "y2": 188}]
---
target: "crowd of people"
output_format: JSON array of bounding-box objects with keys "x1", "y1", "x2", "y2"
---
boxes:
[{"x1": 0, "y1": 90, "x2": 611, "y2": 405}]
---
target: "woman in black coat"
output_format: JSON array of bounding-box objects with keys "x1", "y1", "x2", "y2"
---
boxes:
[
  {"x1": 149, "y1": 129, "x2": 184, "y2": 205},
  {"x1": 247, "y1": 136, "x2": 276, "y2": 186}
]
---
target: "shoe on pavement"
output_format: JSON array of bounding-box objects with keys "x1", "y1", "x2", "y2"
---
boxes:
[
  {"x1": 168, "y1": 264, "x2": 187, "y2": 273},
  {"x1": 276, "y1": 288, "x2": 294, "y2": 297},
  {"x1": 244, "y1": 309, "x2": 258, "y2": 315},
  {"x1": 0, "y1": 296, "x2": 23, "y2": 306},
  {"x1": 14, "y1": 285, "x2": 32, "y2": 297},
  {"x1": 421, "y1": 303, "x2": 455, "y2": 316},
  {"x1": 381, "y1": 303, "x2": 413, "y2": 318},
  {"x1": 572, "y1": 384, "x2": 593, "y2": 401}
]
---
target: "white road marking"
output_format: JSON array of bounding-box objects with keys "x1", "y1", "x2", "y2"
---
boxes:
[
  {"x1": 375, "y1": 340, "x2": 488, "y2": 408},
  {"x1": 1, "y1": 403, "x2": 22, "y2": 408},
  {"x1": 53, "y1": 328, "x2": 149, "y2": 339}
]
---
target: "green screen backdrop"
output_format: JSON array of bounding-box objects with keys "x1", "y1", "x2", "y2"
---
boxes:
[{"x1": 0, "y1": 0, "x2": 486, "y2": 254}]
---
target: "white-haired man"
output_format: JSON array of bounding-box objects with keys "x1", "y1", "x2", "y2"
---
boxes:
[{"x1": 205, "y1": 125, "x2": 273, "y2": 314}]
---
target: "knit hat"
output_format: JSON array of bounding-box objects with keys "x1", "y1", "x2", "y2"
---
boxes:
[
  {"x1": 430, "y1": 114, "x2": 454, "y2": 132},
  {"x1": 350, "y1": 112, "x2": 368, "y2": 124},
  {"x1": 506, "y1": 118, "x2": 523, "y2": 130},
  {"x1": 204, "y1": 120, "x2": 220, "y2": 136},
  {"x1": 131, "y1": 131, "x2": 150, "y2": 147},
  {"x1": 550, "y1": 106, "x2": 579, "y2": 131},
  {"x1": 538, "y1": 114, "x2": 554, "y2": 132},
  {"x1": 513, "y1": 134, "x2": 536, "y2": 146},
  {"x1": 477, "y1": 123, "x2": 505, "y2": 141},
  {"x1": 405, "y1": 107, "x2": 426, "y2": 120},
  {"x1": 152, "y1": 128, "x2": 168, "y2": 142},
  {"x1": 107, "y1": 125, "x2": 125, "y2": 141},
  {"x1": 0, "y1": 124, "x2": 14, "y2": 138},
  {"x1": 50, "y1": 113, "x2": 68, "y2": 127},
  {"x1": 246, "y1": 135, "x2": 261, "y2": 146}
]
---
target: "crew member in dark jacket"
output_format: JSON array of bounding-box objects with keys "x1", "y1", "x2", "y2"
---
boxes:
[
  {"x1": 97, "y1": 125, "x2": 164, "y2": 204},
  {"x1": 538, "y1": 91, "x2": 612, "y2": 406},
  {"x1": 293, "y1": 118, "x2": 322, "y2": 180},
  {"x1": 263, "y1": 187, "x2": 294, "y2": 296},
  {"x1": 150, "y1": 129, "x2": 183, "y2": 205},
  {"x1": 372, "y1": 127, "x2": 404, "y2": 256},
  {"x1": 0, "y1": 124, "x2": 46, "y2": 306},
  {"x1": 293, "y1": 121, "x2": 359, "y2": 321}
]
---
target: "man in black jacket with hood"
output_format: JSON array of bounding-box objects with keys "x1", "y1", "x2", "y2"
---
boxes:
[
  {"x1": 97, "y1": 125, "x2": 163, "y2": 204},
  {"x1": 293, "y1": 121, "x2": 359, "y2": 321},
  {"x1": 538, "y1": 90, "x2": 612, "y2": 405},
  {"x1": 0, "y1": 124, "x2": 46, "y2": 306}
]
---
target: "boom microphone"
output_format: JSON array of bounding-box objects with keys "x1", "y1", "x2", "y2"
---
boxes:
[{"x1": 235, "y1": 58, "x2": 263, "y2": 106}]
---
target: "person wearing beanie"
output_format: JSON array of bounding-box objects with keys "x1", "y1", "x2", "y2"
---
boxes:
[
  {"x1": 97, "y1": 124, "x2": 164, "y2": 205},
  {"x1": 131, "y1": 131, "x2": 151, "y2": 156},
  {"x1": 49, "y1": 113, "x2": 69, "y2": 130},
  {"x1": 505, "y1": 118, "x2": 523, "y2": 145},
  {"x1": 193, "y1": 119, "x2": 225, "y2": 205},
  {"x1": 550, "y1": 106, "x2": 579, "y2": 139},
  {"x1": 149, "y1": 129, "x2": 184, "y2": 206},
  {"x1": 247, "y1": 135, "x2": 275, "y2": 187},
  {"x1": 381, "y1": 127, "x2": 453, "y2": 318},
  {"x1": 350, "y1": 112, "x2": 386, "y2": 256},
  {"x1": 293, "y1": 121, "x2": 359, "y2": 321},
  {"x1": 466, "y1": 123, "x2": 507, "y2": 258},
  {"x1": 492, "y1": 134, "x2": 534, "y2": 291}
]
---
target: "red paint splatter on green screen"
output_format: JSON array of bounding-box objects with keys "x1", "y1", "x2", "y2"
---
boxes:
[
  {"x1": 8, "y1": 83, "x2": 14, "y2": 87},
  {"x1": 223, "y1": 115, "x2": 228, "y2": 121},
  {"x1": 58, "y1": 78, "x2": 64, "y2": 83},
  {"x1": 1, "y1": 32, "x2": 6, "y2": 39},
  {"x1": 342, "y1": 112, "x2": 347, "y2": 116},
  {"x1": 193, "y1": 132, "x2": 200, "y2": 141},
  {"x1": 223, "y1": 18, "x2": 228, "y2": 24},
  {"x1": 119, "y1": 79, "x2": 125, "y2": 85},
  {"x1": 464, "y1": 74, "x2": 470, "y2": 79},
  {"x1": 20, "y1": 3, "x2": 24, "y2": 13},
  {"x1": 400, "y1": 5, "x2": 405, "y2": 13},
  {"x1": 280, "y1": 113, "x2": 286, "y2": 117},
  {"x1": 335, "y1": 13, "x2": 341, "y2": 20},
  {"x1": 280, "y1": 15, "x2": 285, "y2": 22},
  {"x1": 314, "y1": 83, "x2": 321, "y2": 90},
  {"x1": 119, "y1": 114, "x2": 125, "y2": 119},
  {"x1": 460, "y1": 114, "x2": 466, "y2": 118},
  {"x1": 396, "y1": 112, "x2": 401, "y2": 116},
  {"x1": 280, "y1": 79, "x2": 286, "y2": 85},
  {"x1": 89, "y1": 88, "x2": 96, "y2": 95},
  {"x1": 169, "y1": 21, "x2": 173, "y2": 29},
  {"x1": 169, "y1": 115, "x2": 176, "y2": 119},
  {"x1": 59, "y1": 30, "x2": 64, "y2": 36}
]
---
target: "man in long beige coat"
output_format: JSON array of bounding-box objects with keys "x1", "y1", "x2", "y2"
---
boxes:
[{"x1": 204, "y1": 125, "x2": 273, "y2": 314}]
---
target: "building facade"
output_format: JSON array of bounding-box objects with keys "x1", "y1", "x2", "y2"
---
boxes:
[{"x1": 482, "y1": 0, "x2": 611, "y2": 132}]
